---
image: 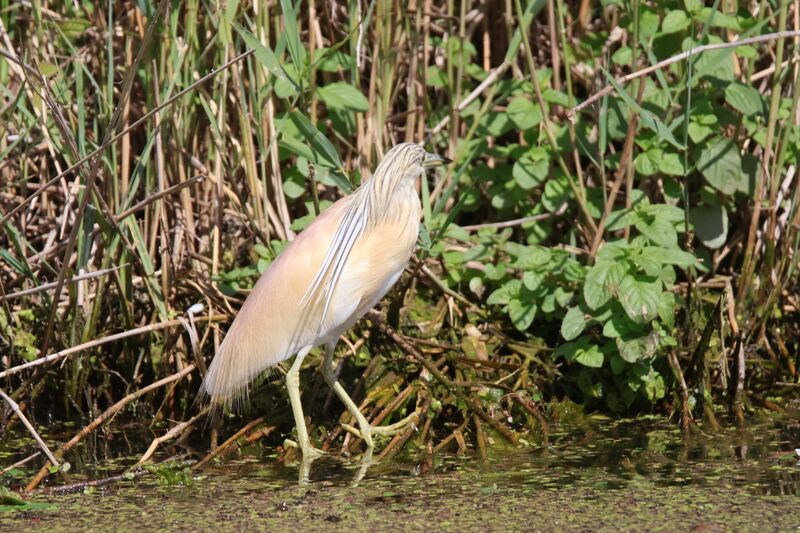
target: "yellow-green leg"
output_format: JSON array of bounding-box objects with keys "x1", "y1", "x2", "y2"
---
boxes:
[
  {"x1": 285, "y1": 345, "x2": 325, "y2": 461},
  {"x1": 321, "y1": 342, "x2": 419, "y2": 456}
]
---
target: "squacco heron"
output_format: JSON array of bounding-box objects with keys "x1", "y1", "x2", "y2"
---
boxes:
[{"x1": 201, "y1": 143, "x2": 450, "y2": 462}]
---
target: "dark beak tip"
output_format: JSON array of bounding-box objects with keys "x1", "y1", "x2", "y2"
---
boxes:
[{"x1": 442, "y1": 157, "x2": 453, "y2": 164}]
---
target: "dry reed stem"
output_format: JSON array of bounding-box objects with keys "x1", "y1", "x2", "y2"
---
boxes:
[
  {"x1": 0, "y1": 451, "x2": 40, "y2": 477},
  {"x1": 0, "y1": 388, "x2": 59, "y2": 468},
  {"x1": 26, "y1": 364, "x2": 197, "y2": 492},
  {"x1": 194, "y1": 416, "x2": 266, "y2": 470},
  {"x1": 0, "y1": 315, "x2": 224, "y2": 380},
  {"x1": 48, "y1": 468, "x2": 149, "y2": 495},
  {"x1": 0, "y1": 264, "x2": 126, "y2": 301},
  {"x1": 0, "y1": 49, "x2": 255, "y2": 228},
  {"x1": 134, "y1": 407, "x2": 210, "y2": 468},
  {"x1": 367, "y1": 310, "x2": 519, "y2": 445}
]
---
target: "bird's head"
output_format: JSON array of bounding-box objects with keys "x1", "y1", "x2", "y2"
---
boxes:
[{"x1": 375, "y1": 143, "x2": 452, "y2": 183}]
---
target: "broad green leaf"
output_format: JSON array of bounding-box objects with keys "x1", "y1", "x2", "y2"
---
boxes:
[
  {"x1": 509, "y1": 299, "x2": 537, "y2": 330},
  {"x1": 644, "y1": 204, "x2": 685, "y2": 222},
  {"x1": 662, "y1": 10, "x2": 689, "y2": 34},
  {"x1": 583, "y1": 261, "x2": 627, "y2": 309},
  {"x1": 618, "y1": 274, "x2": 661, "y2": 324},
  {"x1": 561, "y1": 306, "x2": 586, "y2": 341},
  {"x1": 630, "y1": 247, "x2": 662, "y2": 276},
  {"x1": 603, "y1": 69, "x2": 685, "y2": 150},
  {"x1": 542, "y1": 176, "x2": 569, "y2": 212},
  {"x1": 634, "y1": 149, "x2": 661, "y2": 176},
  {"x1": 318, "y1": 82, "x2": 369, "y2": 112},
  {"x1": 486, "y1": 279, "x2": 521, "y2": 306},
  {"x1": 640, "y1": 246, "x2": 698, "y2": 268},
  {"x1": 506, "y1": 243, "x2": 552, "y2": 268},
  {"x1": 507, "y1": 97, "x2": 543, "y2": 130},
  {"x1": 636, "y1": 215, "x2": 678, "y2": 248},
  {"x1": 617, "y1": 331, "x2": 659, "y2": 364},
  {"x1": 575, "y1": 344, "x2": 604, "y2": 368},
  {"x1": 698, "y1": 7, "x2": 741, "y2": 31},
  {"x1": 639, "y1": 9, "x2": 660, "y2": 38},
  {"x1": 691, "y1": 36, "x2": 735, "y2": 82},
  {"x1": 643, "y1": 369, "x2": 666, "y2": 400},
  {"x1": 658, "y1": 152, "x2": 686, "y2": 175},
  {"x1": 282, "y1": 178, "x2": 306, "y2": 199},
  {"x1": 688, "y1": 122, "x2": 712, "y2": 143},
  {"x1": 513, "y1": 157, "x2": 548, "y2": 190},
  {"x1": 555, "y1": 336, "x2": 604, "y2": 368},
  {"x1": 522, "y1": 270, "x2": 544, "y2": 291},
  {"x1": 683, "y1": 0, "x2": 703, "y2": 13},
  {"x1": 658, "y1": 291, "x2": 677, "y2": 328},
  {"x1": 602, "y1": 313, "x2": 642, "y2": 338},
  {"x1": 690, "y1": 205, "x2": 728, "y2": 249},
  {"x1": 611, "y1": 46, "x2": 632, "y2": 66},
  {"x1": 724, "y1": 82, "x2": 762, "y2": 116},
  {"x1": 697, "y1": 137, "x2": 744, "y2": 195},
  {"x1": 606, "y1": 209, "x2": 638, "y2": 231}
]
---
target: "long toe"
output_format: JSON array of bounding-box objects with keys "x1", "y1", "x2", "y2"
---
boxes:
[
  {"x1": 303, "y1": 445, "x2": 326, "y2": 461},
  {"x1": 370, "y1": 412, "x2": 420, "y2": 437}
]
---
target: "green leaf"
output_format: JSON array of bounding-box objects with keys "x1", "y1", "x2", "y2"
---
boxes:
[
  {"x1": 618, "y1": 274, "x2": 661, "y2": 324},
  {"x1": 318, "y1": 82, "x2": 369, "y2": 112},
  {"x1": 634, "y1": 148, "x2": 661, "y2": 176},
  {"x1": 542, "y1": 176, "x2": 569, "y2": 212},
  {"x1": 505, "y1": 0, "x2": 545, "y2": 63},
  {"x1": 288, "y1": 111, "x2": 343, "y2": 171},
  {"x1": 602, "y1": 313, "x2": 642, "y2": 338},
  {"x1": 643, "y1": 369, "x2": 666, "y2": 400},
  {"x1": 603, "y1": 68, "x2": 685, "y2": 151},
  {"x1": 486, "y1": 280, "x2": 522, "y2": 306},
  {"x1": 658, "y1": 152, "x2": 686, "y2": 175},
  {"x1": 513, "y1": 157, "x2": 548, "y2": 190},
  {"x1": 507, "y1": 97, "x2": 543, "y2": 130},
  {"x1": 576, "y1": 344, "x2": 604, "y2": 367},
  {"x1": 506, "y1": 243, "x2": 552, "y2": 268},
  {"x1": 688, "y1": 122, "x2": 712, "y2": 143},
  {"x1": 611, "y1": 46, "x2": 632, "y2": 65},
  {"x1": 561, "y1": 306, "x2": 586, "y2": 341},
  {"x1": 690, "y1": 205, "x2": 729, "y2": 249},
  {"x1": 636, "y1": 215, "x2": 678, "y2": 248},
  {"x1": 234, "y1": 23, "x2": 297, "y2": 88},
  {"x1": 509, "y1": 299, "x2": 537, "y2": 331},
  {"x1": 662, "y1": 10, "x2": 689, "y2": 33},
  {"x1": 280, "y1": 0, "x2": 306, "y2": 68},
  {"x1": 639, "y1": 9, "x2": 660, "y2": 38},
  {"x1": 282, "y1": 178, "x2": 306, "y2": 199},
  {"x1": 658, "y1": 291, "x2": 677, "y2": 328},
  {"x1": 584, "y1": 261, "x2": 627, "y2": 310},
  {"x1": 522, "y1": 270, "x2": 544, "y2": 291},
  {"x1": 640, "y1": 246, "x2": 697, "y2": 268},
  {"x1": 555, "y1": 336, "x2": 604, "y2": 368},
  {"x1": 697, "y1": 137, "x2": 744, "y2": 195},
  {"x1": 617, "y1": 331, "x2": 660, "y2": 364},
  {"x1": 724, "y1": 81, "x2": 762, "y2": 116},
  {"x1": 643, "y1": 204, "x2": 685, "y2": 223}
]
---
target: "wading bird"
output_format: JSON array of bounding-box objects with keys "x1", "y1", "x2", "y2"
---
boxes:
[{"x1": 201, "y1": 143, "x2": 450, "y2": 463}]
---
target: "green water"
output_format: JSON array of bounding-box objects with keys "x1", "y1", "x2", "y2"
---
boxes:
[{"x1": 2, "y1": 415, "x2": 798, "y2": 531}]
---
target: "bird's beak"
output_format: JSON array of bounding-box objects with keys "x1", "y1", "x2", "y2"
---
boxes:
[{"x1": 422, "y1": 152, "x2": 452, "y2": 168}]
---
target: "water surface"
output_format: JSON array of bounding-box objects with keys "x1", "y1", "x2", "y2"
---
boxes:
[{"x1": 2, "y1": 415, "x2": 798, "y2": 531}]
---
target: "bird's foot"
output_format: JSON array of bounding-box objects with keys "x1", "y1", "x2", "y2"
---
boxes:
[
  {"x1": 341, "y1": 412, "x2": 420, "y2": 445},
  {"x1": 283, "y1": 438, "x2": 326, "y2": 461}
]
